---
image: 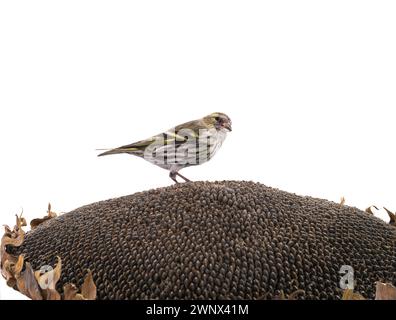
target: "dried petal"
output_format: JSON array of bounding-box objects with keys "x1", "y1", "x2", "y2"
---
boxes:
[
  {"x1": 375, "y1": 282, "x2": 396, "y2": 300},
  {"x1": 63, "y1": 283, "x2": 80, "y2": 300},
  {"x1": 273, "y1": 290, "x2": 286, "y2": 300},
  {"x1": 30, "y1": 203, "x2": 57, "y2": 230},
  {"x1": 62, "y1": 271, "x2": 97, "y2": 300},
  {"x1": 342, "y1": 288, "x2": 365, "y2": 300},
  {"x1": 1, "y1": 214, "x2": 26, "y2": 286},
  {"x1": 365, "y1": 206, "x2": 378, "y2": 215},
  {"x1": 3, "y1": 260, "x2": 17, "y2": 287},
  {"x1": 288, "y1": 289, "x2": 305, "y2": 300},
  {"x1": 81, "y1": 270, "x2": 97, "y2": 300},
  {"x1": 383, "y1": 207, "x2": 395, "y2": 226},
  {"x1": 16, "y1": 262, "x2": 43, "y2": 300},
  {"x1": 35, "y1": 256, "x2": 62, "y2": 290},
  {"x1": 16, "y1": 213, "x2": 27, "y2": 230},
  {"x1": 14, "y1": 254, "x2": 24, "y2": 276},
  {"x1": 43, "y1": 289, "x2": 61, "y2": 300}
]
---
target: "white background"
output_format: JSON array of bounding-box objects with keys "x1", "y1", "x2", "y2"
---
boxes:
[{"x1": 0, "y1": 1, "x2": 395, "y2": 300}]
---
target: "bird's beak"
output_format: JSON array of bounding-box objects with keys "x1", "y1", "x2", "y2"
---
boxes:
[{"x1": 224, "y1": 122, "x2": 232, "y2": 132}]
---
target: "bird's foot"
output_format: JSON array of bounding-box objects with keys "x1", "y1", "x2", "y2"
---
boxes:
[
  {"x1": 170, "y1": 172, "x2": 191, "y2": 184},
  {"x1": 176, "y1": 172, "x2": 191, "y2": 182},
  {"x1": 169, "y1": 172, "x2": 179, "y2": 183}
]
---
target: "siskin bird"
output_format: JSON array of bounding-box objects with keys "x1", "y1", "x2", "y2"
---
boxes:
[{"x1": 98, "y1": 112, "x2": 232, "y2": 183}]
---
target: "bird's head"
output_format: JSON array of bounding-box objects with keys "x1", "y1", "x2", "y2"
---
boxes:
[{"x1": 203, "y1": 112, "x2": 232, "y2": 132}]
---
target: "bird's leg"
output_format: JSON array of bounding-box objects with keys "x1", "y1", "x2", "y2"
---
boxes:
[
  {"x1": 176, "y1": 172, "x2": 191, "y2": 182},
  {"x1": 169, "y1": 171, "x2": 179, "y2": 184},
  {"x1": 169, "y1": 171, "x2": 191, "y2": 183}
]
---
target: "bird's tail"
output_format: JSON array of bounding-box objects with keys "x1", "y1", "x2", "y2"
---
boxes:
[{"x1": 97, "y1": 147, "x2": 138, "y2": 157}]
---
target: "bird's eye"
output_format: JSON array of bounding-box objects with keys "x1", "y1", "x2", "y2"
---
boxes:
[{"x1": 214, "y1": 116, "x2": 220, "y2": 122}]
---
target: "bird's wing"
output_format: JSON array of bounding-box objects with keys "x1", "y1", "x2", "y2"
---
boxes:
[
  {"x1": 98, "y1": 119, "x2": 208, "y2": 157},
  {"x1": 97, "y1": 131, "x2": 189, "y2": 157},
  {"x1": 173, "y1": 119, "x2": 208, "y2": 139}
]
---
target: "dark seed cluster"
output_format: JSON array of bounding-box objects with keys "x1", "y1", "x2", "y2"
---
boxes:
[{"x1": 9, "y1": 181, "x2": 396, "y2": 299}]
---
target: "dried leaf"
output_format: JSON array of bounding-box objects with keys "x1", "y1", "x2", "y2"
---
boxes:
[
  {"x1": 273, "y1": 290, "x2": 286, "y2": 300},
  {"x1": 365, "y1": 206, "x2": 378, "y2": 215},
  {"x1": 81, "y1": 270, "x2": 97, "y2": 300},
  {"x1": 30, "y1": 203, "x2": 58, "y2": 230},
  {"x1": 14, "y1": 254, "x2": 24, "y2": 276},
  {"x1": 257, "y1": 292, "x2": 269, "y2": 300},
  {"x1": 3, "y1": 225, "x2": 12, "y2": 235},
  {"x1": 1, "y1": 231, "x2": 25, "y2": 248},
  {"x1": 32, "y1": 256, "x2": 62, "y2": 299},
  {"x1": 273, "y1": 289, "x2": 305, "y2": 300},
  {"x1": 44, "y1": 289, "x2": 61, "y2": 300},
  {"x1": 16, "y1": 213, "x2": 27, "y2": 230},
  {"x1": 63, "y1": 283, "x2": 80, "y2": 300},
  {"x1": 340, "y1": 197, "x2": 346, "y2": 206},
  {"x1": 16, "y1": 262, "x2": 43, "y2": 300},
  {"x1": 288, "y1": 289, "x2": 305, "y2": 300},
  {"x1": 3, "y1": 260, "x2": 17, "y2": 287},
  {"x1": 62, "y1": 270, "x2": 97, "y2": 300},
  {"x1": 1, "y1": 214, "x2": 26, "y2": 286},
  {"x1": 342, "y1": 288, "x2": 365, "y2": 300},
  {"x1": 273, "y1": 289, "x2": 306, "y2": 300},
  {"x1": 383, "y1": 207, "x2": 396, "y2": 226},
  {"x1": 34, "y1": 256, "x2": 62, "y2": 290},
  {"x1": 375, "y1": 282, "x2": 396, "y2": 300},
  {"x1": 6, "y1": 277, "x2": 17, "y2": 288}
]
